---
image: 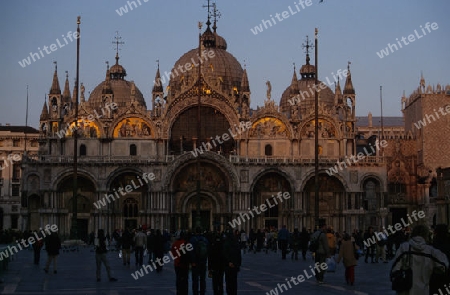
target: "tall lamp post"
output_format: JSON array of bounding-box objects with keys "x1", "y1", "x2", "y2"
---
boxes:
[
  {"x1": 314, "y1": 28, "x2": 320, "y2": 228},
  {"x1": 195, "y1": 21, "x2": 203, "y2": 230},
  {"x1": 70, "y1": 16, "x2": 81, "y2": 240}
]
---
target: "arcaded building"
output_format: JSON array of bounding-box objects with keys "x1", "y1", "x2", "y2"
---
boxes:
[{"x1": 18, "y1": 11, "x2": 448, "y2": 239}]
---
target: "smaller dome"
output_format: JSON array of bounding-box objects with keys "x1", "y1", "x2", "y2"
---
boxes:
[
  {"x1": 300, "y1": 64, "x2": 315, "y2": 75},
  {"x1": 110, "y1": 64, "x2": 126, "y2": 76},
  {"x1": 214, "y1": 33, "x2": 227, "y2": 50}
]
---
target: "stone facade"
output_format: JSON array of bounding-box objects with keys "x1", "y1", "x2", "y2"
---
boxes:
[
  {"x1": 17, "y1": 18, "x2": 449, "y2": 240},
  {"x1": 0, "y1": 125, "x2": 39, "y2": 229}
]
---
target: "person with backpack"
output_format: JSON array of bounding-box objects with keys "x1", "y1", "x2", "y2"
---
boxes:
[
  {"x1": 310, "y1": 223, "x2": 330, "y2": 284},
  {"x1": 94, "y1": 229, "x2": 118, "y2": 282},
  {"x1": 171, "y1": 231, "x2": 190, "y2": 295},
  {"x1": 190, "y1": 227, "x2": 209, "y2": 295},
  {"x1": 391, "y1": 224, "x2": 448, "y2": 294},
  {"x1": 134, "y1": 227, "x2": 147, "y2": 267}
]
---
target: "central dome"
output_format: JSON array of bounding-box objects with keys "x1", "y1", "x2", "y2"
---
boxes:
[{"x1": 167, "y1": 29, "x2": 243, "y2": 101}]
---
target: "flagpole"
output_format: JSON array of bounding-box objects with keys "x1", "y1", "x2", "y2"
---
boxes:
[
  {"x1": 24, "y1": 85, "x2": 29, "y2": 155},
  {"x1": 70, "y1": 16, "x2": 80, "y2": 240}
]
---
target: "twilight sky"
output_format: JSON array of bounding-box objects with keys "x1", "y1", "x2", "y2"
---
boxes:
[{"x1": 0, "y1": 0, "x2": 449, "y2": 128}]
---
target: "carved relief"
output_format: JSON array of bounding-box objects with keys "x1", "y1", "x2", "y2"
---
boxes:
[{"x1": 249, "y1": 117, "x2": 287, "y2": 138}]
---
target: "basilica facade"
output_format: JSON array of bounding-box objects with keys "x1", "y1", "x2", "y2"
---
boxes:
[{"x1": 19, "y1": 15, "x2": 449, "y2": 240}]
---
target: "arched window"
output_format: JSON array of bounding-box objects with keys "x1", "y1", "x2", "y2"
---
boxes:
[
  {"x1": 130, "y1": 144, "x2": 137, "y2": 156},
  {"x1": 123, "y1": 198, "x2": 138, "y2": 218},
  {"x1": 80, "y1": 144, "x2": 86, "y2": 156},
  {"x1": 265, "y1": 144, "x2": 273, "y2": 156}
]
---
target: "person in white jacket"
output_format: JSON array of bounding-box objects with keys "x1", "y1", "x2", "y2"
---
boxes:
[{"x1": 390, "y1": 224, "x2": 448, "y2": 295}]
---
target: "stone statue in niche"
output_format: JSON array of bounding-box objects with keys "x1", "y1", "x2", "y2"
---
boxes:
[{"x1": 266, "y1": 81, "x2": 272, "y2": 100}]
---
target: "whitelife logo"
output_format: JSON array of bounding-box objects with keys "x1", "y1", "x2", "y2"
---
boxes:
[{"x1": 376, "y1": 22, "x2": 438, "y2": 59}]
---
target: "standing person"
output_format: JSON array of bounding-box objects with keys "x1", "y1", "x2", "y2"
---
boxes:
[
  {"x1": 147, "y1": 229, "x2": 155, "y2": 264},
  {"x1": 134, "y1": 227, "x2": 147, "y2": 267},
  {"x1": 43, "y1": 231, "x2": 61, "y2": 274},
  {"x1": 32, "y1": 230, "x2": 43, "y2": 265},
  {"x1": 391, "y1": 224, "x2": 448, "y2": 295},
  {"x1": 171, "y1": 231, "x2": 190, "y2": 295},
  {"x1": 277, "y1": 225, "x2": 289, "y2": 259},
  {"x1": 290, "y1": 228, "x2": 300, "y2": 260},
  {"x1": 154, "y1": 229, "x2": 165, "y2": 272},
  {"x1": 336, "y1": 233, "x2": 358, "y2": 286},
  {"x1": 95, "y1": 229, "x2": 118, "y2": 282},
  {"x1": 239, "y1": 229, "x2": 247, "y2": 254},
  {"x1": 300, "y1": 227, "x2": 310, "y2": 261},
  {"x1": 121, "y1": 228, "x2": 133, "y2": 266},
  {"x1": 223, "y1": 228, "x2": 242, "y2": 295},
  {"x1": 190, "y1": 227, "x2": 209, "y2": 295},
  {"x1": 209, "y1": 230, "x2": 225, "y2": 295},
  {"x1": 364, "y1": 226, "x2": 376, "y2": 263},
  {"x1": 429, "y1": 224, "x2": 450, "y2": 295},
  {"x1": 310, "y1": 223, "x2": 330, "y2": 284},
  {"x1": 375, "y1": 229, "x2": 388, "y2": 263},
  {"x1": 249, "y1": 229, "x2": 255, "y2": 252},
  {"x1": 326, "y1": 228, "x2": 336, "y2": 256}
]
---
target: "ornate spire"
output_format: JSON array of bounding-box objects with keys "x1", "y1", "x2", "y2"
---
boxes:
[
  {"x1": 102, "y1": 61, "x2": 113, "y2": 94},
  {"x1": 290, "y1": 63, "x2": 299, "y2": 95},
  {"x1": 63, "y1": 71, "x2": 71, "y2": 100},
  {"x1": 343, "y1": 62, "x2": 355, "y2": 95},
  {"x1": 153, "y1": 60, "x2": 164, "y2": 93},
  {"x1": 302, "y1": 36, "x2": 314, "y2": 65},
  {"x1": 72, "y1": 80, "x2": 78, "y2": 104},
  {"x1": 49, "y1": 61, "x2": 61, "y2": 95},
  {"x1": 40, "y1": 100, "x2": 49, "y2": 120},
  {"x1": 240, "y1": 68, "x2": 250, "y2": 93},
  {"x1": 420, "y1": 71, "x2": 425, "y2": 89},
  {"x1": 335, "y1": 78, "x2": 343, "y2": 104}
]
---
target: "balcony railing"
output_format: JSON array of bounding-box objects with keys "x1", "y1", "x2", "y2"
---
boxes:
[{"x1": 24, "y1": 153, "x2": 385, "y2": 166}]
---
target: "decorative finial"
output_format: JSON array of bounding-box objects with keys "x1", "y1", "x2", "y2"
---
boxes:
[
  {"x1": 203, "y1": 0, "x2": 212, "y2": 27},
  {"x1": 243, "y1": 59, "x2": 246, "y2": 69},
  {"x1": 77, "y1": 16, "x2": 81, "y2": 25},
  {"x1": 156, "y1": 59, "x2": 160, "y2": 69},
  {"x1": 293, "y1": 62, "x2": 296, "y2": 71},
  {"x1": 53, "y1": 61, "x2": 57, "y2": 71},
  {"x1": 112, "y1": 31, "x2": 125, "y2": 64},
  {"x1": 301, "y1": 36, "x2": 314, "y2": 65},
  {"x1": 105, "y1": 60, "x2": 109, "y2": 70},
  {"x1": 212, "y1": 2, "x2": 221, "y2": 32},
  {"x1": 65, "y1": 70, "x2": 68, "y2": 78}
]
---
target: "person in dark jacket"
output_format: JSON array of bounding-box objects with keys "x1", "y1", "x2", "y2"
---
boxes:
[
  {"x1": 95, "y1": 229, "x2": 117, "y2": 282},
  {"x1": 223, "y1": 227, "x2": 242, "y2": 295},
  {"x1": 190, "y1": 227, "x2": 209, "y2": 295},
  {"x1": 43, "y1": 231, "x2": 61, "y2": 274},
  {"x1": 32, "y1": 230, "x2": 44, "y2": 265},
  {"x1": 429, "y1": 224, "x2": 450, "y2": 295},
  {"x1": 278, "y1": 225, "x2": 289, "y2": 259},
  {"x1": 147, "y1": 229, "x2": 155, "y2": 264},
  {"x1": 153, "y1": 229, "x2": 165, "y2": 272},
  {"x1": 208, "y1": 230, "x2": 225, "y2": 295},
  {"x1": 364, "y1": 226, "x2": 375, "y2": 263},
  {"x1": 121, "y1": 228, "x2": 133, "y2": 266},
  {"x1": 300, "y1": 227, "x2": 310, "y2": 260}
]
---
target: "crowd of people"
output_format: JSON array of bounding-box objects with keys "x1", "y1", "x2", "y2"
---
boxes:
[{"x1": 2, "y1": 221, "x2": 449, "y2": 294}]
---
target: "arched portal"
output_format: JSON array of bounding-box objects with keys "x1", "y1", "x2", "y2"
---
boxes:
[
  {"x1": 171, "y1": 161, "x2": 229, "y2": 231},
  {"x1": 170, "y1": 106, "x2": 234, "y2": 155},
  {"x1": 108, "y1": 172, "x2": 149, "y2": 231},
  {"x1": 304, "y1": 174, "x2": 345, "y2": 230},
  {"x1": 57, "y1": 175, "x2": 97, "y2": 240},
  {"x1": 252, "y1": 171, "x2": 292, "y2": 230}
]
